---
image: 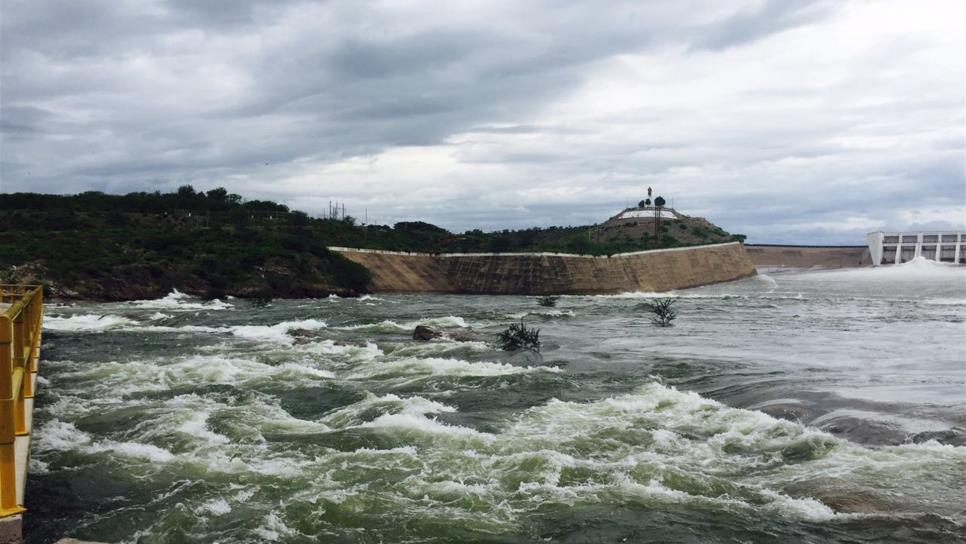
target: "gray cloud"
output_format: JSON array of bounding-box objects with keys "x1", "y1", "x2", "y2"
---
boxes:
[{"x1": 1, "y1": 0, "x2": 963, "y2": 244}]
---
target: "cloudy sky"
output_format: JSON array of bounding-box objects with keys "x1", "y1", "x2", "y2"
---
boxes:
[{"x1": 1, "y1": 0, "x2": 963, "y2": 243}]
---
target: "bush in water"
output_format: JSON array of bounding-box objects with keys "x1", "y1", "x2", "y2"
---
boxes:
[
  {"x1": 497, "y1": 319, "x2": 541, "y2": 352},
  {"x1": 537, "y1": 295, "x2": 560, "y2": 307},
  {"x1": 642, "y1": 298, "x2": 677, "y2": 327}
]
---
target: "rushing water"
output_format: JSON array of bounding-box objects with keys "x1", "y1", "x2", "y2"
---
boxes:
[{"x1": 25, "y1": 260, "x2": 966, "y2": 543}]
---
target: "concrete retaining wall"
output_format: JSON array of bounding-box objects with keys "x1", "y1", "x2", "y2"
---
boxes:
[
  {"x1": 331, "y1": 242, "x2": 757, "y2": 294},
  {"x1": 745, "y1": 245, "x2": 872, "y2": 269}
]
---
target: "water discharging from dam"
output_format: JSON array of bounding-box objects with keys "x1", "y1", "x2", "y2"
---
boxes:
[{"x1": 26, "y1": 262, "x2": 966, "y2": 543}]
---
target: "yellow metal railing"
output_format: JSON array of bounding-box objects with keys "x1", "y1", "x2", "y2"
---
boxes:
[{"x1": 0, "y1": 285, "x2": 43, "y2": 517}]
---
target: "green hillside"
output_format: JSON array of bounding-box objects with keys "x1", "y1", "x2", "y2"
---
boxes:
[{"x1": 0, "y1": 187, "x2": 742, "y2": 300}]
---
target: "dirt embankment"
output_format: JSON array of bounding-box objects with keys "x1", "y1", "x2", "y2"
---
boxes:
[{"x1": 333, "y1": 242, "x2": 757, "y2": 295}]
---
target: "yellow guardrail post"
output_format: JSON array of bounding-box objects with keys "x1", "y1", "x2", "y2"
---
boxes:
[
  {"x1": 12, "y1": 312, "x2": 26, "y2": 438},
  {"x1": 0, "y1": 285, "x2": 44, "y2": 525},
  {"x1": 0, "y1": 312, "x2": 22, "y2": 517}
]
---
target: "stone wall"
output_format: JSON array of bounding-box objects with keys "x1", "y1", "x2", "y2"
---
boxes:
[
  {"x1": 332, "y1": 242, "x2": 757, "y2": 294},
  {"x1": 745, "y1": 245, "x2": 871, "y2": 269}
]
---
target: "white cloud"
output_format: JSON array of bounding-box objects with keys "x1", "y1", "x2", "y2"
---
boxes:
[{"x1": 1, "y1": 0, "x2": 963, "y2": 243}]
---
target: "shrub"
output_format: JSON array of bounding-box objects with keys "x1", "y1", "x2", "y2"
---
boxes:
[
  {"x1": 327, "y1": 253, "x2": 372, "y2": 292},
  {"x1": 537, "y1": 295, "x2": 559, "y2": 307},
  {"x1": 497, "y1": 319, "x2": 541, "y2": 352},
  {"x1": 642, "y1": 298, "x2": 677, "y2": 326}
]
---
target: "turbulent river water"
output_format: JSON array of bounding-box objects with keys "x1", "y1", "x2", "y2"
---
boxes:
[{"x1": 26, "y1": 260, "x2": 966, "y2": 543}]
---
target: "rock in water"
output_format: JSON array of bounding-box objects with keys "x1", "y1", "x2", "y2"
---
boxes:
[
  {"x1": 447, "y1": 329, "x2": 485, "y2": 342},
  {"x1": 413, "y1": 325, "x2": 442, "y2": 341}
]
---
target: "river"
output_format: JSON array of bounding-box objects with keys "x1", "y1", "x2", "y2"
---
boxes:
[{"x1": 26, "y1": 259, "x2": 966, "y2": 543}]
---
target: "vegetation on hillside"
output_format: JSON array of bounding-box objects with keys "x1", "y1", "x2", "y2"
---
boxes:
[
  {"x1": 0, "y1": 188, "x2": 745, "y2": 300},
  {"x1": 0, "y1": 188, "x2": 373, "y2": 300}
]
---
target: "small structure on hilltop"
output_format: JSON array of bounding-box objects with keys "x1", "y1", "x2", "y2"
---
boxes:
[{"x1": 595, "y1": 190, "x2": 734, "y2": 247}]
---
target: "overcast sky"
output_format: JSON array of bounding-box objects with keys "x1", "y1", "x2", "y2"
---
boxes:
[{"x1": 1, "y1": 0, "x2": 963, "y2": 243}]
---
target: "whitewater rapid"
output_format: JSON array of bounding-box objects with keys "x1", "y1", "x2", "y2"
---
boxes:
[{"x1": 27, "y1": 262, "x2": 966, "y2": 543}]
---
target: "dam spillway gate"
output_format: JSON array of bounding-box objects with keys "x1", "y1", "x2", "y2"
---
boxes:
[{"x1": 867, "y1": 232, "x2": 965, "y2": 266}]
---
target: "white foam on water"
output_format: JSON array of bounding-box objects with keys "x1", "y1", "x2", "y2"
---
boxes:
[
  {"x1": 360, "y1": 412, "x2": 487, "y2": 438},
  {"x1": 794, "y1": 257, "x2": 966, "y2": 282},
  {"x1": 164, "y1": 354, "x2": 339, "y2": 389},
  {"x1": 86, "y1": 440, "x2": 176, "y2": 463},
  {"x1": 44, "y1": 314, "x2": 136, "y2": 332},
  {"x1": 176, "y1": 410, "x2": 231, "y2": 446},
  {"x1": 524, "y1": 475, "x2": 842, "y2": 523},
  {"x1": 757, "y1": 273, "x2": 778, "y2": 290},
  {"x1": 757, "y1": 489, "x2": 838, "y2": 521},
  {"x1": 254, "y1": 512, "x2": 297, "y2": 542},
  {"x1": 338, "y1": 315, "x2": 469, "y2": 332},
  {"x1": 129, "y1": 289, "x2": 233, "y2": 310},
  {"x1": 34, "y1": 420, "x2": 92, "y2": 451},
  {"x1": 924, "y1": 297, "x2": 966, "y2": 306},
  {"x1": 134, "y1": 324, "x2": 224, "y2": 334},
  {"x1": 28, "y1": 457, "x2": 49, "y2": 475},
  {"x1": 161, "y1": 355, "x2": 276, "y2": 387},
  {"x1": 502, "y1": 383, "x2": 839, "y2": 477},
  {"x1": 345, "y1": 356, "x2": 562, "y2": 381},
  {"x1": 586, "y1": 291, "x2": 743, "y2": 300},
  {"x1": 196, "y1": 497, "x2": 231, "y2": 517},
  {"x1": 298, "y1": 339, "x2": 384, "y2": 361},
  {"x1": 229, "y1": 319, "x2": 328, "y2": 344},
  {"x1": 36, "y1": 419, "x2": 178, "y2": 464},
  {"x1": 810, "y1": 409, "x2": 952, "y2": 435},
  {"x1": 322, "y1": 393, "x2": 457, "y2": 429},
  {"x1": 505, "y1": 309, "x2": 576, "y2": 319},
  {"x1": 275, "y1": 362, "x2": 336, "y2": 379},
  {"x1": 387, "y1": 340, "x2": 491, "y2": 358},
  {"x1": 45, "y1": 313, "x2": 231, "y2": 335},
  {"x1": 54, "y1": 354, "x2": 336, "y2": 397}
]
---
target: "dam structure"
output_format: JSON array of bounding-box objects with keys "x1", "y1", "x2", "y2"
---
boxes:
[
  {"x1": 745, "y1": 244, "x2": 872, "y2": 269},
  {"x1": 330, "y1": 241, "x2": 756, "y2": 294},
  {"x1": 866, "y1": 231, "x2": 965, "y2": 266}
]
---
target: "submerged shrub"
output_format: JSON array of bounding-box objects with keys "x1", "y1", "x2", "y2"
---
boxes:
[
  {"x1": 537, "y1": 295, "x2": 560, "y2": 307},
  {"x1": 497, "y1": 319, "x2": 541, "y2": 352},
  {"x1": 643, "y1": 298, "x2": 677, "y2": 327}
]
